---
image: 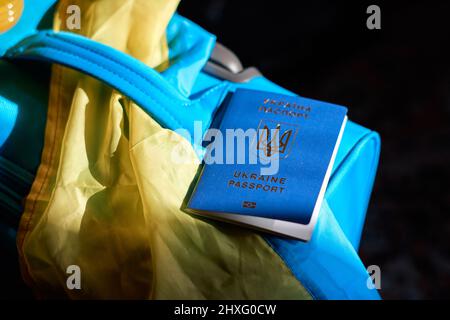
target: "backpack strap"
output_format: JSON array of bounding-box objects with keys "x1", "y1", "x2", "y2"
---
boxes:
[{"x1": 4, "y1": 30, "x2": 229, "y2": 138}]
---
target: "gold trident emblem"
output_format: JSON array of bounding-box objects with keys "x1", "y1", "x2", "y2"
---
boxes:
[
  {"x1": 257, "y1": 124, "x2": 293, "y2": 158},
  {"x1": 0, "y1": 0, "x2": 24, "y2": 34}
]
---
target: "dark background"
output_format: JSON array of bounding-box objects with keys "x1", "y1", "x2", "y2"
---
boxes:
[{"x1": 179, "y1": 0, "x2": 450, "y2": 299}]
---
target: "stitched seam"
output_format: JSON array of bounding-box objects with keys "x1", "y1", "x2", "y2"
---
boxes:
[
  {"x1": 20, "y1": 67, "x2": 62, "y2": 249},
  {"x1": 18, "y1": 65, "x2": 64, "y2": 289},
  {"x1": 50, "y1": 33, "x2": 186, "y2": 105},
  {"x1": 48, "y1": 33, "x2": 228, "y2": 108},
  {"x1": 27, "y1": 46, "x2": 185, "y2": 130}
]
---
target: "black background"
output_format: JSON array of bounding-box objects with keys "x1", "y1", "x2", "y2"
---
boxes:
[{"x1": 179, "y1": 0, "x2": 450, "y2": 299}]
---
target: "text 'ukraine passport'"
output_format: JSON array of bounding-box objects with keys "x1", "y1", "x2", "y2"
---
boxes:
[{"x1": 184, "y1": 89, "x2": 347, "y2": 241}]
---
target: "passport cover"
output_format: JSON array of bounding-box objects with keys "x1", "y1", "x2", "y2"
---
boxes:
[{"x1": 184, "y1": 89, "x2": 347, "y2": 240}]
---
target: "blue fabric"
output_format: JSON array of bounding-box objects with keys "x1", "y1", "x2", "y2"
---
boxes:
[
  {"x1": 0, "y1": 97, "x2": 18, "y2": 150},
  {"x1": 163, "y1": 14, "x2": 217, "y2": 97},
  {"x1": 0, "y1": 9, "x2": 381, "y2": 299},
  {"x1": 265, "y1": 200, "x2": 380, "y2": 299},
  {"x1": 4, "y1": 17, "x2": 229, "y2": 141},
  {"x1": 326, "y1": 131, "x2": 381, "y2": 248}
]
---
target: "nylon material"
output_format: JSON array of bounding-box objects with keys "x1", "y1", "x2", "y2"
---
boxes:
[
  {"x1": 163, "y1": 14, "x2": 217, "y2": 97},
  {"x1": 18, "y1": 0, "x2": 311, "y2": 299},
  {"x1": 21, "y1": 73, "x2": 311, "y2": 299},
  {"x1": 55, "y1": 0, "x2": 179, "y2": 69},
  {"x1": 0, "y1": 0, "x2": 381, "y2": 300},
  {"x1": 0, "y1": 96, "x2": 18, "y2": 148},
  {"x1": 266, "y1": 200, "x2": 381, "y2": 300},
  {"x1": 9, "y1": 26, "x2": 229, "y2": 135},
  {"x1": 325, "y1": 132, "x2": 381, "y2": 249}
]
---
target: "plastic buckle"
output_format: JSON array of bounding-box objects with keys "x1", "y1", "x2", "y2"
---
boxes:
[{"x1": 204, "y1": 42, "x2": 262, "y2": 83}]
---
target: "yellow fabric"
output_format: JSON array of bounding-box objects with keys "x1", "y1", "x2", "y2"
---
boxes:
[{"x1": 17, "y1": 0, "x2": 311, "y2": 299}]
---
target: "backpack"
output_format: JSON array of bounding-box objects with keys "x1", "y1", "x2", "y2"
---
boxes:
[{"x1": 0, "y1": 0, "x2": 381, "y2": 299}]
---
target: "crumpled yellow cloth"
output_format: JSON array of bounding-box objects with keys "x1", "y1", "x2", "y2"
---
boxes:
[{"x1": 17, "y1": 0, "x2": 310, "y2": 299}]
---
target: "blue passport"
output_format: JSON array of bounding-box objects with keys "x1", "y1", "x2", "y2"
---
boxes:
[{"x1": 184, "y1": 89, "x2": 347, "y2": 241}]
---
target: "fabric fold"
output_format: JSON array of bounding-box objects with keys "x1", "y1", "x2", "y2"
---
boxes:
[{"x1": 18, "y1": 0, "x2": 311, "y2": 299}]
